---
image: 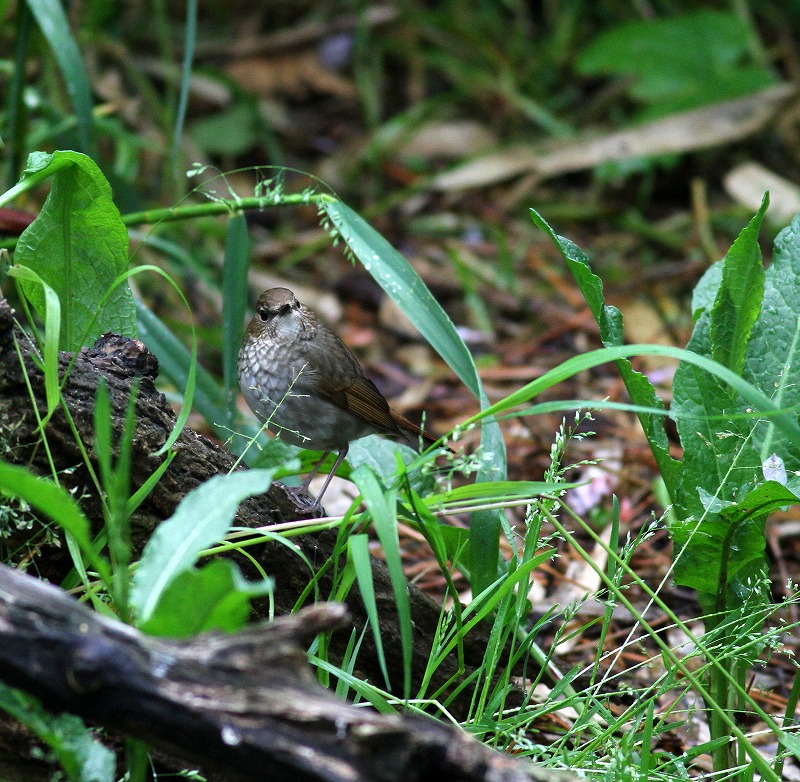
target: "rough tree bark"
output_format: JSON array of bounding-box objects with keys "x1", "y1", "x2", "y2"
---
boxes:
[
  {"x1": 0, "y1": 299, "x2": 562, "y2": 780},
  {"x1": 0, "y1": 564, "x2": 579, "y2": 782}
]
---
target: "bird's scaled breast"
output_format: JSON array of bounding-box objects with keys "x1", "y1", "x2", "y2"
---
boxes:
[{"x1": 238, "y1": 335, "x2": 377, "y2": 451}]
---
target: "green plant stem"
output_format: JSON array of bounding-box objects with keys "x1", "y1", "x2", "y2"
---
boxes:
[{"x1": 541, "y1": 498, "x2": 782, "y2": 781}]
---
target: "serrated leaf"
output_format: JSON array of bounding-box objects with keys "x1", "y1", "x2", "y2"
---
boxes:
[
  {"x1": 530, "y1": 208, "x2": 681, "y2": 496},
  {"x1": 709, "y1": 194, "x2": 767, "y2": 373},
  {"x1": 13, "y1": 151, "x2": 136, "y2": 349}
]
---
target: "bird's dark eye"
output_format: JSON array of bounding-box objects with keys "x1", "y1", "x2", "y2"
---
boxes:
[{"x1": 258, "y1": 308, "x2": 269, "y2": 321}]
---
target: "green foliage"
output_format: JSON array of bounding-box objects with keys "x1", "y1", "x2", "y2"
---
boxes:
[
  {"x1": 11, "y1": 151, "x2": 137, "y2": 349},
  {"x1": 222, "y1": 212, "x2": 251, "y2": 430},
  {"x1": 534, "y1": 201, "x2": 800, "y2": 779},
  {"x1": 532, "y1": 201, "x2": 800, "y2": 613},
  {"x1": 0, "y1": 461, "x2": 112, "y2": 587},
  {"x1": 0, "y1": 682, "x2": 114, "y2": 782},
  {"x1": 24, "y1": 0, "x2": 96, "y2": 156},
  {"x1": 323, "y1": 199, "x2": 507, "y2": 596},
  {"x1": 577, "y1": 10, "x2": 775, "y2": 119},
  {"x1": 131, "y1": 470, "x2": 276, "y2": 627},
  {"x1": 530, "y1": 210, "x2": 680, "y2": 491},
  {"x1": 671, "y1": 206, "x2": 800, "y2": 618},
  {"x1": 138, "y1": 559, "x2": 272, "y2": 638},
  {"x1": 189, "y1": 103, "x2": 261, "y2": 156}
]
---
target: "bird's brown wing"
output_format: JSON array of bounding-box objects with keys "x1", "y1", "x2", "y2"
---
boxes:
[{"x1": 316, "y1": 374, "x2": 400, "y2": 434}]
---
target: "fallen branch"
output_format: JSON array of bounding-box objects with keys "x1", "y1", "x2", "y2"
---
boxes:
[{"x1": 0, "y1": 564, "x2": 577, "y2": 782}]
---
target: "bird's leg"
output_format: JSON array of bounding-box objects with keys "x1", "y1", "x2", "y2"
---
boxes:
[
  {"x1": 301, "y1": 451, "x2": 332, "y2": 490},
  {"x1": 290, "y1": 446, "x2": 349, "y2": 512}
]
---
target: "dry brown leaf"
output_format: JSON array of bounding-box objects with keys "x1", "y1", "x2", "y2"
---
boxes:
[
  {"x1": 395, "y1": 121, "x2": 496, "y2": 160},
  {"x1": 723, "y1": 161, "x2": 800, "y2": 225},
  {"x1": 432, "y1": 83, "x2": 796, "y2": 191},
  {"x1": 225, "y1": 52, "x2": 357, "y2": 99}
]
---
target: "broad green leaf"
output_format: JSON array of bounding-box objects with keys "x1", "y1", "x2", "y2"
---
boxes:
[
  {"x1": 0, "y1": 461, "x2": 111, "y2": 585},
  {"x1": 745, "y1": 212, "x2": 800, "y2": 464},
  {"x1": 323, "y1": 199, "x2": 507, "y2": 595},
  {"x1": 670, "y1": 481, "x2": 797, "y2": 596},
  {"x1": 709, "y1": 194, "x2": 767, "y2": 373},
  {"x1": 673, "y1": 315, "x2": 761, "y2": 520},
  {"x1": 672, "y1": 207, "x2": 800, "y2": 607},
  {"x1": 577, "y1": 10, "x2": 775, "y2": 115},
  {"x1": 190, "y1": 103, "x2": 259, "y2": 155},
  {"x1": 691, "y1": 260, "x2": 723, "y2": 318},
  {"x1": 26, "y1": 1, "x2": 95, "y2": 154},
  {"x1": 138, "y1": 559, "x2": 273, "y2": 638},
  {"x1": 13, "y1": 151, "x2": 136, "y2": 349},
  {"x1": 531, "y1": 209, "x2": 681, "y2": 496},
  {"x1": 131, "y1": 469, "x2": 275, "y2": 623},
  {"x1": 0, "y1": 683, "x2": 114, "y2": 782}
]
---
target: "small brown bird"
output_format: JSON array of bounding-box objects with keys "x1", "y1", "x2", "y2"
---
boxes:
[{"x1": 238, "y1": 287, "x2": 439, "y2": 511}]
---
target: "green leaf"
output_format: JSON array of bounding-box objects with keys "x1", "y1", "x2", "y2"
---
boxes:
[
  {"x1": 670, "y1": 481, "x2": 797, "y2": 596},
  {"x1": 190, "y1": 103, "x2": 259, "y2": 155},
  {"x1": 131, "y1": 470, "x2": 275, "y2": 624},
  {"x1": 0, "y1": 682, "x2": 114, "y2": 782},
  {"x1": 577, "y1": 10, "x2": 775, "y2": 115},
  {"x1": 428, "y1": 480, "x2": 569, "y2": 505},
  {"x1": 13, "y1": 151, "x2": 136, "y2": 349},
  {"x1": 6, "y1": 265, "x2": 60, "y2": 417},
  {"x1": 0, "y1": 461, "x2": 111, "y2": 586},
  {"x1": 745, "y1": 212, "x2": 800, "y2": 465},
  {"x1": 348, "y1": 435, "x2": 436, "y2": 495},
  {"x1": 323, "y1": 199, "x2": 507, "y2": 596},
  {"x1": 222, "y1": 212, "x2": 251, "y2": 430},
  {"x1": 323, "y1": 200, "x2": 484, "y2": 401},
  {"x1": 671, "y1": 207, "x2": 800, "y2": 607},
  {"x1": 26, "y1": 1, "x2": 95, "y2": 155},
  {"x1": 138, "y1": 559, "x2": 273, "y2": 638},
  {"x1": 351, "y1": 465, "x2": 412, "y2": 698},
  {"x1": 691, "y1": 260, "x2": 723, "y2": 319},
  {"x1": 709, "y1": 194, "x2": 767, "y2": 373},
  {"x1": 348, "y1": 534, "x2": 391, "y2": 689},
  {"x1": 531, "y1": 208, "x2": 681, "y2": 497}
]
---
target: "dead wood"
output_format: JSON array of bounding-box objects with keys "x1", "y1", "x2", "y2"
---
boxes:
[{"x1": 0, "y1": 563, "x2": 578, "y2": 782}]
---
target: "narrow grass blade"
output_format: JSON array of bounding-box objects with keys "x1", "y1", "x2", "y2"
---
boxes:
[
  {"x1": 323, "y1": 199, "x2": 507, "y2": 595},
  {"x1": 352, "y1": 465, "x2": 412, "y2": 699},
  {"x1": 26, "y1": 0, "x2": 95, "y2": 155},
  {"x1": 348, "y1": 534, "x2": 391, "y2": 690},
  {"x1": 222, "y1": 212, "x2": 250, "y2": 429},
  {"x1": 7, "y1": 265, "x2": 60, "y2": 417},
  {"x1": 0, "y1": 462, "x2": 111, "y2": 585}
]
